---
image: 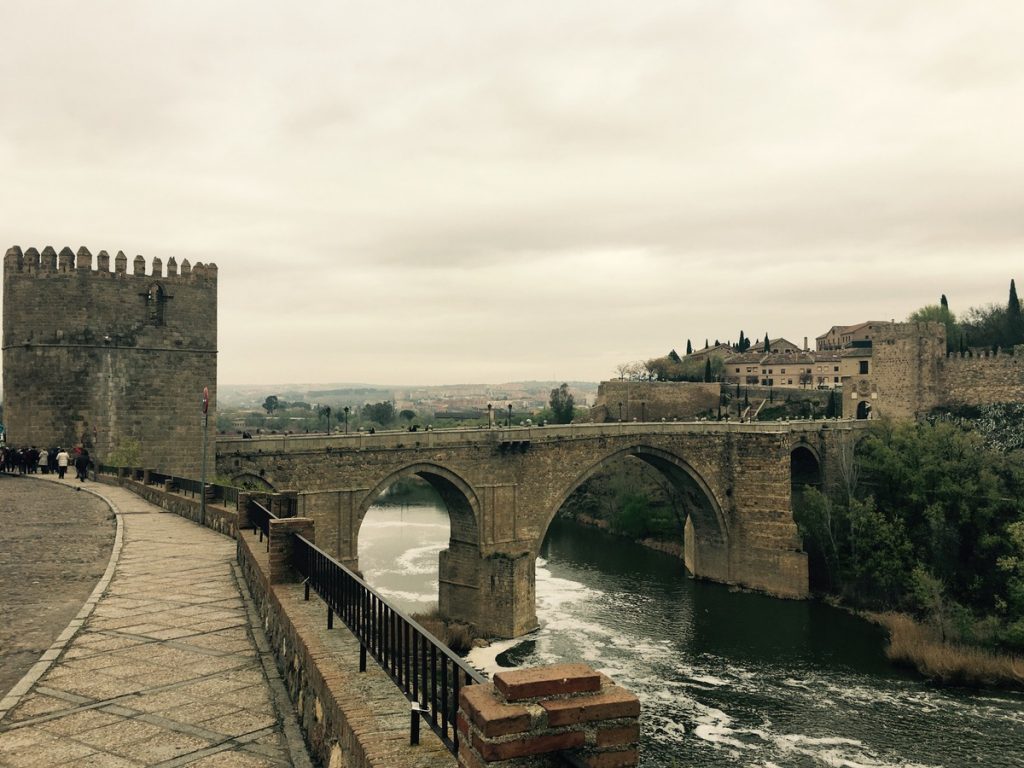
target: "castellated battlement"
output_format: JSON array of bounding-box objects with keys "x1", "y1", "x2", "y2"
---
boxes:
[
  {"x1": 3, "y1": 244, "x2": 217, "y2": 477},
  {"x1": 4, "y1": 245, "x2": 217, "y2": 282}
]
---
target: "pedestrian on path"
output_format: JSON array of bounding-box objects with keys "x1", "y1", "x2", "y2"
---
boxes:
[
  {"x1": 74, "y1": 448, "x2": 90, "y2": 482},
  {"x1": 56, "y1": 447, "x2": 70, "y2": 479}
]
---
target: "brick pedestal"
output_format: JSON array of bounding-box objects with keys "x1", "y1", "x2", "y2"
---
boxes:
[
  {"x1": 458, "y1": 663, "x2": 640, "y2": 768},
  {"x1": 268, "y1": 517, "x2": 315, "y2": 584}
]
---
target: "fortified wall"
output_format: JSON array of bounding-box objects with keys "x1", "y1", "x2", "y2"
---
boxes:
[
  {"x1": 843, "y1": 322, "x2": 1024, "y2": 419},
  {"x1": 2, "y1": 245, "x2": 217, "y2": 476},
  {"x1": 591, "y1": 380, "x2": 719, "y2": 422},
  {"x1": 939, "y1": 348, "x2": 1024, "y2": 407}
]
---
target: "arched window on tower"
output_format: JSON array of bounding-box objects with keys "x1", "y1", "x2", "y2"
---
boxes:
[{"x1": 145, "y1": 283, "x2": 167, "y2": 326}]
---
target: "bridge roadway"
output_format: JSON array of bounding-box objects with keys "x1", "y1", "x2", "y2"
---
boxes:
[{"x1": 217, "y1": 419, "x2": 868, "y2": 638}]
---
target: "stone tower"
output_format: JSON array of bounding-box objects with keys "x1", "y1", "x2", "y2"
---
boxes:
[{"x1": 2, "y1": 245, "x2": 217, "y2": 477}]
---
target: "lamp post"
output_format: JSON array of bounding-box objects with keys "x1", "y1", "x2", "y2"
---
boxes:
[
  {"x1": 507, "y1": 403, "x2": 512, "y2": 427},
  {"x1": 200, "y1": 386, "x2": 209, "y2": 527},
  {"x1": 618, "y1": 401, "x2": 623, "y2": 422},
  {"x1": 487, "y1": 403, "x2": 493, "y2": 428},
  {"x1": 343, "y1": 406, "x2": 350, "y2": 434}
]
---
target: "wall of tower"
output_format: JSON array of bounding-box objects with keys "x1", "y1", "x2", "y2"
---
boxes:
[{"x1": 2, "y1": 245, "x2": 217, "y2": 477}]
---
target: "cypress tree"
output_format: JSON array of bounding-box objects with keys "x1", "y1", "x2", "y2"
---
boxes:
[
  {"x1": 941, "y1": 294, "x2": 949, "y2": 311},
  {"x1": 764, "y1": 333, "x2": 771, "y2": 352},
  {"x1": 704, "y1": 358, "x2": 712, "y2": 382},
  {"x1": 704, "y1": 339, "x2": 709, "y2": 349},
  {"x1": 1008, "y1": 279, "x2": 1022, "y2": 345},
  {"x1": 686, "y1": 339, "x2": 693, "y2": 355},
  {"x1": 738, "y1": 330, "x2": 745, "y2": 351}
]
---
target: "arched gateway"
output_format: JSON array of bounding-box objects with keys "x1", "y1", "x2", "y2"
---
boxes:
[{"x1": 218, "y1": 421, "x2": 864, "y2": 637}]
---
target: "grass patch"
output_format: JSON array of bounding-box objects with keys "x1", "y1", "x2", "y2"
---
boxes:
[
  {"x1": 868, "y1": 611, "x2": 1024, "y2": 688},
  {"x1": 411, "y1": 607, "x2": 476, "y2": 655}
]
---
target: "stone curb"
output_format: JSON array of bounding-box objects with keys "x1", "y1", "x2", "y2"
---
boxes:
[{"x1": 0, "y1": 476, "x2": 126, "y2": 723}]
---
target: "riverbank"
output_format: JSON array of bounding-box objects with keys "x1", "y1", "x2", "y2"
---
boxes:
[
  {"x1": 865, "y1": 611, "x2": 1024, "y2": 689},
  {"x1": 564, "y1": 513, "x2": 1024, "y2": 689}
]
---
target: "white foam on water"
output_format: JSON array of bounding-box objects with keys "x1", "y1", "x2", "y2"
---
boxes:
[
  {"x1": 374, "y1": 587, "x2": 436, "y2": 604},
  {"x1": 360, "y1": 519, "x2": 450, "y2": 531},
  {"x1": 395, "y1": 544, "x2": 443, "y2": 575}
]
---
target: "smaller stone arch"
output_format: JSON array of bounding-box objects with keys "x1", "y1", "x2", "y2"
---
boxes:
[
  {"x1": 356, "y1": 462, "x2": 481, "y2": 547},
  {"x1": 231, "y1": 471, "x2": 275, "y2": 492},
  {"x1": 856, "y1": 400, "x2": 871, "y2": 420},
  {"x1": 790, "y1": 444, "x2": 822, "y2": 490},
  {"x1": 355, "y1": 463, "x2": 486, "y2": 630}
]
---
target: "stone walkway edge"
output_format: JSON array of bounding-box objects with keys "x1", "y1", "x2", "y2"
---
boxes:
[
  {"x1": 0, "y1": 477, "x2": 313, "y2": 768},
  {"x1": 0, "y1": 482, "x2": 126, "y2": 722}
]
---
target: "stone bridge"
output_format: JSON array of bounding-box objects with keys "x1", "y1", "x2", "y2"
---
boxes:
[{"x1": 216, "y1": 420, "x2": 867, "y2": 637}]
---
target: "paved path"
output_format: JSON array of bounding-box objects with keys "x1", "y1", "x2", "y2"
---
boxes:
[{"x1": 0, "y1": 479, "x2": 312, "y2": 768}]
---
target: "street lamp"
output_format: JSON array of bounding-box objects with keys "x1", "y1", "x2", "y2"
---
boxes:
[
  {"x1": 507, "y1": 403, "x2": 512, "y2": 427},
  {"x1": 618, "y1": 402, "x2": 623, "y2": 422},
  {"x1": 487, "y1": 403, "x2": 493, "y2": 428},
  {"x1": 343, "y1": 406, "x2": 350, "y2": 434}
]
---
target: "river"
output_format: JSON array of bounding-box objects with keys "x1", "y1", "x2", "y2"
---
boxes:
[{"x1": 358, "y1": 494, "x2": 1024, "y2": 768}]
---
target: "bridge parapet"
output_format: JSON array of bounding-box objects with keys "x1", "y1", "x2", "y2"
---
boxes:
[{"x1": 217, "y1": 418, "x2": 867, "y2": 456}]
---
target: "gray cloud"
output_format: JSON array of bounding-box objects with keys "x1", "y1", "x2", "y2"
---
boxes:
[{"x1": 2, "y1": 1, "x2": 1023, "y2": 385}]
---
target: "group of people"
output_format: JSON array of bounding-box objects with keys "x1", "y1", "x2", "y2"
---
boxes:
[{"x1": 0, "y1": 445, "x2": 92, "y2": 481}]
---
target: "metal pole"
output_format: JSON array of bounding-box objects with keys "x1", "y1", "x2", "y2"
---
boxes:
[{"x1": 200, "y1": 412, "x2": 208, "y2": 526}]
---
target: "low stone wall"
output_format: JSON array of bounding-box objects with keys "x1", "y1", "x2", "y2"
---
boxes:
[
  {"x1": 95, "y1": 474, "x2": 238, "y2": 538},
  {"x1": 237, "y1": 526, "x2": 456, "y2": 768}
]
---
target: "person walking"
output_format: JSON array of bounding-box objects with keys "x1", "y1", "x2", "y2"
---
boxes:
[
  {"x1": 74, "y1": 448, "x2": 90, "y2": 482},
  {"x1": 37, "y1": 448, "x2": 48, "y2": 474},
  {"x1": 56, "y1": 447, "x2": 70, "y2": 479}
]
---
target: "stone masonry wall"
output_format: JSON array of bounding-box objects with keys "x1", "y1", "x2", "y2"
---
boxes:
[
  {"x1": 592, "y1": 381, "x2": 720, "y2": 422},
  {"x1": 938, "y1": 347, "x2": 1024, "y2": 406},
  {"x1": 3, "y1": 245, "x2": 217, "y2": 477}
]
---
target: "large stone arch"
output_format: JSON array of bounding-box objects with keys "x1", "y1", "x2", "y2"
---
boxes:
[
  {"x1": 354, "y1": 462, "x2": 483, "y2": 629},
  {"x1": 543, "y1": 444, "x2": 729, "y2": 582}
]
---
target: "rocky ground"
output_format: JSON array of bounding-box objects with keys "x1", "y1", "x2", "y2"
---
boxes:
[{"x1": 0, "y1": 474, "x2": 114, "y2": 697}]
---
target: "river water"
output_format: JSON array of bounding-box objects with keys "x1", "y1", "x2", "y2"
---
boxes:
[{"x1": 359, "y1": 497, "x2": 1024, "y2": 768}]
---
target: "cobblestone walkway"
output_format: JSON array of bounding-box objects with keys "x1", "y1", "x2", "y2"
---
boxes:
[{"x1": 0, "y1": 481, "x2": 312, "y2": 768}]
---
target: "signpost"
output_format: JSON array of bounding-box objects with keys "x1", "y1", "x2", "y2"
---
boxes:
[{"x1": 200, "y1": 386, "x2": 209, "y2": 526}]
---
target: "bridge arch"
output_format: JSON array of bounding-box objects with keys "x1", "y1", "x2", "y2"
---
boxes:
[
  {"x1": 355, "y1": 463, "x2": 483, "y2": 628},
  {"x1": 544, "y1": 444, "x2": 729, "y2": 560},
  {"x1": 355, "y1": 462, "x2": 481, "y2": 547}
]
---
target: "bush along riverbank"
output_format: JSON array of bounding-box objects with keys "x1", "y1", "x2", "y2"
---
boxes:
[{"x1": 795, "y1": 418, "x2": 1024, "y2": 688}]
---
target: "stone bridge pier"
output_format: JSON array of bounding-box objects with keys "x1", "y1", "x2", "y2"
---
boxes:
[{"x1": 217, "y1": 422, "x2": 864, "y2": 638}]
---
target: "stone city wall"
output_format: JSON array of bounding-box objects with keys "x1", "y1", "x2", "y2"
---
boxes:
[
  {"x1": 938, "y1": 347, "x2": 1024, "y2": 407},
  {"x1": 3, "y1": 245, "x2": 217, "y2": 477},
  {"x1": 591, "y1": 380, "x2": 720, "y2": 422}
]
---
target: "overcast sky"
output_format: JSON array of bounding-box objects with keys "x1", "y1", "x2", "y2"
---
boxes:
[{"x1": 3, "y1": 2, "x2": 1023, "y2": 386}]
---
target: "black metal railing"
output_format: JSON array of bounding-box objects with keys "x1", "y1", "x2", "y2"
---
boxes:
[
  {"x1": 248, "y1": 499, "x2": 277, "y2": 545},
  {"x1": 292, "y1": 534, "x2": 484, "y2": 756}
]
